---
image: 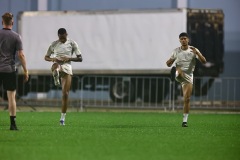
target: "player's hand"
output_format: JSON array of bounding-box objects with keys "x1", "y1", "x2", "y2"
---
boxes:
[
  {"x1": 189, "y1": 47, "x2": 198, "y2": 55},
  {"x1": 54, "y1": 57, "x2": 65, "y2": 63},
  {"x1": 60, "y1": 57, "x2": 70, "y2": 63},
  {"x1": 166, "y1": 59, "x2": 174, "y2": 67},
  {"x1": 24, "y1": 71, "x2": 29, "y2": 82}
]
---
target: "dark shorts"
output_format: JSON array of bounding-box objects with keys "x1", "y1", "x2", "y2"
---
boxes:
[{"x1": 0, "y1": 72, "x2": 17, "y2": 91}]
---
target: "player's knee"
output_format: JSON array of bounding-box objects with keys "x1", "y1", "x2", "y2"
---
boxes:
[
  {"x1": 62, "y1": 91, "x2": 69, "y2": 98},
  {"x1": 51, "y1": 63, "x2": 59, "y2": 71},
  {"x1": 184, "y1": 96, "x2": 191, "y2": 103}
]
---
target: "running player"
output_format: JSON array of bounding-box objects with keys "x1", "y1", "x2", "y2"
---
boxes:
[{"x1": 166, "y1": 32, "x2": 207, "y2": 127}]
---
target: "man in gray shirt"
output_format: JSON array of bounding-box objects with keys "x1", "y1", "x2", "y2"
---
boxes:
[
  {"x1": 0, "y1": 12, "x2": 29, "y2": 130},
  {"x1": 166, "y1": 32, "x2": 206, "y2": 127}
]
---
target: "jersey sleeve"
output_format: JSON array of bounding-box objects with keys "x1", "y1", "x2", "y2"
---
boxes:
[
  {"x1": 45, "y1": 44, "x2": 53, "y2": 56},
  {"x1": 170, "y1": 49, "x2": 177, "y2": 60},
  {"x1": 16, "y1": 34, "x2": 23, "y2": 51},
  {"x1": 194, "y1": 47, "x2": 200, "y2": 59},
  {"x1": 46, "y1": 41, "x2": 58, "y2": 56},
  {"x1": 71, "y1": 40, "x2": 81, "y2": 56}
]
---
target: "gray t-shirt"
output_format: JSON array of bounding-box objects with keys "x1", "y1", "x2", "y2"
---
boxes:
[
  {"x1": 0, "y1": 28, "x2": 23, "y2": 72},
  {"x1": 170, "y1": 46, "x2": 200, "y2": 74}
]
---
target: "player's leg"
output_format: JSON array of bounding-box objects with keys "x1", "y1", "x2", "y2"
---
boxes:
[
  {"x1": 51, "y1": 63, "x2": 60, "y2": 86},
  {"x1": 4, "y1": 72, "x2": 18, "y2": 130},
  {"x1": 176, "y1": 67, "x2": 184, "y2": 77},
  {"x1": 175, "y1": 67, "x2": 184, "y2": 82},
  {"x1": 59, "y1": 74, "x2": 72, "y2": 125},
  {"x1": 182, "y1": 83, "x2": 193, "y2": 113},
  {"x1": 181, "y1": 82, "x2": 193, "y2": 127},
  {"x1": 7, "y1": 90, "x2": 18, "y2": 130}
]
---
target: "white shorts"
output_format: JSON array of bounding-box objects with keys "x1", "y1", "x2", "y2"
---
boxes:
[
  {"x1": 175, "y1": 71, "x2": 193, "y2": 85},
  {"x1": 60, "y1": 63, "x2": 73, "y2": 75}
]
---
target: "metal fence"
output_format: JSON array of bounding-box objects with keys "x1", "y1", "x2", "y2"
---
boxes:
[
  {"x1": 175, "y1": 77, "x2": 240, "y2": 110},
  {"x1": 79, "y1": 76, "x2": 240, "y2": 111},
  {"x1": 0, "y1": 75, "x2": 82, "y2": 111},
  {"x1": 80, "y1": 76, "x2": 172, "y2": 110},
  {"x1": 0, "y1": 75, "x2": 240, "y2": 111}
]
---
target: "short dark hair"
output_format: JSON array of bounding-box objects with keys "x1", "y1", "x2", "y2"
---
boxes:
[
  {"x1": 58, "y1": 28, "x2": 67, "y2": 35},
  {"x1": 2, "y1": 12, "x2": 13, "y2": 25},
  {"x1": 179, "y1": 32, "x2": 189, "y2": 38}
]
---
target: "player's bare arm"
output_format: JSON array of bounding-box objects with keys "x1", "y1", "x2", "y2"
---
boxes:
[
  {"x1": 18, "y1": 50, "x2": 29, "y2": 82},
  {"x1": 190, "y1": 47, "x2": 207, "y2": 64},
  {"x1": 60, "y1": 55, "x2": 83, "y2": 62},
  {"x1": 166, "y1": 58, "x2": 175, "y2": 67},
  {"x1": 44, "y1": 55, "x2": 61, "y2": 63},
  {"x1": 45, "y1": 55, "x2": 53, "y2": 62}
]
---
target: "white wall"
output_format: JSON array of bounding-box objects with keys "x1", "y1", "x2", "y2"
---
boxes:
[{"x1": 0, "y1": 0, "x2": 239, "y2": 52}]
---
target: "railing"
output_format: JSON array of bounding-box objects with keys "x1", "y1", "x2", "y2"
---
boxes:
[
  {"x1": 0, "y1": 75, "x2": 82, "y2": 110},
  {"x1": 79, "y1": 76, "x2": 240, "y2": 111},
  {"x1": 191, "y1": 77, "x2": 240, "y2": 109},
  {"x1": 0, "y1": 75, "x2": 240, "y2": 111},
  {"x1": 80, "y1": 76, "x2": 172, "y2": 110}
]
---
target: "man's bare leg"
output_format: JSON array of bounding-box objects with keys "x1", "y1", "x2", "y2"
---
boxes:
[
  {"x1": 59, "y1": 74, "x2": 72, "y2": 125},
  {"x1": 51, "y1": 63, "x2": 60, "y2": 86},
  {"x1": 181, "y1": 83, "x2": 193, "y2": 127},
  {"x1": 175, "y1": 67, "x2": 184, "y2": 82},
  {"x1": 7, "y1": 90, "x2": 18, "y2": 130}
]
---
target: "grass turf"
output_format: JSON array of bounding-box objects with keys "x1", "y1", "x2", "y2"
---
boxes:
[{"x1": 0, "y1": 111, "x2": 240, "y2": 160}]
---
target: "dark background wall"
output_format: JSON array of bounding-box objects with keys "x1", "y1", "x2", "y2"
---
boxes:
[{"x1": 0, "y1": 0, "x2": 239, "y2": 77}]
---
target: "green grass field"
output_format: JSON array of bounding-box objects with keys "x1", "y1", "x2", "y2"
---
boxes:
[{"x1": 0, "y1": 111, "x2": 240, "y2": 160}]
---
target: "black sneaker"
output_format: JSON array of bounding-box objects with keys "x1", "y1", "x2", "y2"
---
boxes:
[
  {"x1": 10, "y1": 125, "x2": 19, "y2": 130},
  {"x1": 182, "y1": 122, "x2": 188, "y2": 127}
]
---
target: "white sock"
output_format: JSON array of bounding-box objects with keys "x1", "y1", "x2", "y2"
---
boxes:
[
  {"x1": 60, "y1": 113, "x2": 66, "y2": 121},
  {"x1": 183, "y1": 113, "x2": 189, "y2": 123}
]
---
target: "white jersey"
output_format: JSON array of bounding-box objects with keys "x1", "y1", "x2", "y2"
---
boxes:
[
  {"x1": 170, "y1": 46, "x2": 199, "y2": 74},
  {"x1": 46, "y1": 38, "x2": 81, "y2": 75}
]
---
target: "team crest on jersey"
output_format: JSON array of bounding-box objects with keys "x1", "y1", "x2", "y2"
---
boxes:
[{"x1": 185, "y1": 52, "x2": 193, "y2": 60}]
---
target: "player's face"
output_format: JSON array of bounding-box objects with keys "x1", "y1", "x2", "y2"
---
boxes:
[
  {"x1": 179, "y1": 36, "x2": 189, "y2": 46},
  {"x1": 58, "y1": 33, "x2": 67, "y2": 43}
]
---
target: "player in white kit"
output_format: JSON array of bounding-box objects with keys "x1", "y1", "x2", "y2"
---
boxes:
[
  {"x1": 45, "y1": 28, "x2": 82, "y2": 125},
  {"x1": 166, "y1": 32, "x2": 206, "y2": 127}
]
